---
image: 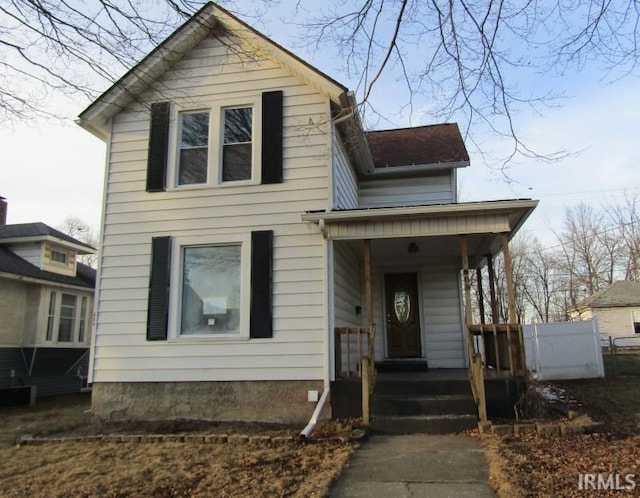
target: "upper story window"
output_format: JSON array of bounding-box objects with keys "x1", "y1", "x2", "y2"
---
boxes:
[
  {"x1": 51, "y1": 250, "x2": 68, "y2": 264},
  {"x1": 222, "y1": 106, "x2": 253, "y2": 182},
  {"x1": 178, "y1": 111, "x2": 210, "y2": 186}
]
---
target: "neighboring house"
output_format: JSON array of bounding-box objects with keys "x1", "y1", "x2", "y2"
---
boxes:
[
  {"x1": 77, "y1": 3, "x2": 537, "y2": 424},
  {"x1": 570, "y1": 281, "x2": 640, "y2": 340},
  {"x1": 0, "y1": 198, "x2": 96, "y2": 401}
]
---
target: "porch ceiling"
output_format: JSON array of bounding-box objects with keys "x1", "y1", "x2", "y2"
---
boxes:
[{"x1": 303, "y1": 199, "x2": 538, "y2": 261}]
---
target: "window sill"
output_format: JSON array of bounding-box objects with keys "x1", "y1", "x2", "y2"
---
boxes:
[{"x1": 168, "y1": 334, "x2": 250, "y2": 344}]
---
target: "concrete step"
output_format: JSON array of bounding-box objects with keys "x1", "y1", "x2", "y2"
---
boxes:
[
  {"x1": 373, "y1": 394, "x2": 477, "y2": 417},
  {"x1": 374, "y1": 378, "x2": 472, "y2": 396},
  {"x1": 370, "y1": 414, "x2": 479, "y2": 435}
]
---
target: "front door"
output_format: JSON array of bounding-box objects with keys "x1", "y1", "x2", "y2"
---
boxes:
[{"x1": 385, "y1": 272, "x2": 421, "y2": 358}]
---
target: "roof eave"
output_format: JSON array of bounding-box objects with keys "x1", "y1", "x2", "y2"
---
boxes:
[
  {"x1": 302, "y1": 199, "x2": 539, "y2": 223},
  {"x1": 0, "y1": 235, "x2": 96, "y2": 254},
  {"x1": 77, "y1": 3, "x2": 220, "y2": 139},
  {"x1": 77, "y1": 2, "x2": 351, "y2": 140},
  {"x1": 367, "y1": 160, "x2": 470, "y2": 177}
]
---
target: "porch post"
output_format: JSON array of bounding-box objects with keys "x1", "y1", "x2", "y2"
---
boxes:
[
  {"x1": 460, "y1": 235, "x2": 473, "y2": 326},
  {"x1": 476, "y1": 267, "x2": 486, "y2": 325},
  {"x1": 501, "y1": 232, "x2": 517, "y2": 324},
  {"x1": 486, "y1": 254, "x2": 499, "y2": 324},
  {"x1": 364, "y1": 239, "x2": 373, "y2": 328}
]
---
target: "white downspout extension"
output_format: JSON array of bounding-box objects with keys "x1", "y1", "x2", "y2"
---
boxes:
[{"x1": 300, "y1": 228, "x2": 333, "y2": 438}]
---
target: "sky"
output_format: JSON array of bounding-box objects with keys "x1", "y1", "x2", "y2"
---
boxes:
[{"x1": 1, "y1": 1, "x2": 638, "y2": 245}]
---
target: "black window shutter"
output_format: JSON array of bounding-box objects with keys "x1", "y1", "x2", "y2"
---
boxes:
[
  {"x1": 261, "y1": 91, "x2": 283, "y2": 184},
  {"x1": 146, "y1": 102, "x2": 170, "y2": 192},
  {"x1": 250, "y1": 230, "x2": 273, "y2": 338},
  {"x1": 147, "y1": 236, "x2": 171, "y2": 340}
]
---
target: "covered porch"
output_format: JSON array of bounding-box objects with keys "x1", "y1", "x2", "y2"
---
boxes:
[{"x1": 303, "y1": 199, "x2": 538, "y2": 423}]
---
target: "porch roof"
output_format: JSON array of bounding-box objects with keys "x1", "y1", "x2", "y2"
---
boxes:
[{"x1": 302, "y1": 199, "x2": 538, "y2": 259}]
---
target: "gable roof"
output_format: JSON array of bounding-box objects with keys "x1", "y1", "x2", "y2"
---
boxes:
[
  {"x1": 0, "y1": 223, "x2": 95, "y2": 253},
  {"x1": 365, "y1": 124, "x2": 470, "y2": 171},
  {"x1": 0, "y1": 246, "x2": 96, "y2": 289},
  {"x1": 77, "y1": 2, "x2": 351, "y2": 140},
  {"x1": 576, "y1": 281, "x2": 640, "y2": 309}
]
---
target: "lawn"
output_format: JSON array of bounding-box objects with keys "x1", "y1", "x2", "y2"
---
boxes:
[
  {"x1": 484, "y1": 375, "x2": 640, "y2": 498},
  {"x1": 0, "y1": 394, "x2": 358, "y2": 498}
]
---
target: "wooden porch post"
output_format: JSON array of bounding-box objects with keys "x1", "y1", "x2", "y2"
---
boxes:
[
  {"x1": 460, "y1": 235, "x2": 473, "y2": 326},
  {"x1": 486, "y1": 254, "x2": 499, "y2": 324},
  {"x1": 461, "y1": 235, "x2": 487, "y2": 422},
  {"x1": 501, "y1": 232, "x2": 517, "y2": 324},
  {"x1": 362, "y1": 239, "x2": 373, "y2": 426},
  {"x1": 476, "y1": 267, "x2": 486, "y2": 325},
  {"x1": 364, "y1": 239, "x2": 373, "y2": 328}
]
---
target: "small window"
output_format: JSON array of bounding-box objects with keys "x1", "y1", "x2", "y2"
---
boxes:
[
  {"x1": 58, "y1": 294, "x2": 77, "y2": 342},
  {"x1": 634, "y1": 322, "x2": 640, "y2": 334},
  {"x1": 178, "y1": 111, "x2": 209, "y2": 185},
  {"x1": 222, "y1": 107, "x2": 252, "y2": 182},
  {"x1": 181, "y1": 245, "x2": 241, "y2": 335},
  {"x1": 51, "y1": 250, "x2": 67, "y2": 264}
]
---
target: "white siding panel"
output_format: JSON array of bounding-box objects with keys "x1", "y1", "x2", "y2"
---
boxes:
[
  {"x1": 94, "y1": 32, "x2": 332, "y2": 384},
  {"x1": 334, "y1": 242, "x2": 362, "y2": 327},
  {"x1": 9, "y1": 243, "x2": 42, "y2": 268},
  {"x1": 332, "y1": 130, "x2": 359, "y2": 210},
  {"x1": 360, "y1": 173, "x2": 454, "y2": 208}
]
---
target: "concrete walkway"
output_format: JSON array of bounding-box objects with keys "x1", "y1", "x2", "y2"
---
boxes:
[{"x1": 330, "y1": 435, "x2": 495, "y2": 498}]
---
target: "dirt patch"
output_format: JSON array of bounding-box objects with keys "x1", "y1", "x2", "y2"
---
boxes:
[{"x1": 0, "y1": 394, "x2": 359, "y2": 497}]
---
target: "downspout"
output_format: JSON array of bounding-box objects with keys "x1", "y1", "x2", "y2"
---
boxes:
[{"x1": 300, "y1": 218, "x2": 332, "y2": 438}]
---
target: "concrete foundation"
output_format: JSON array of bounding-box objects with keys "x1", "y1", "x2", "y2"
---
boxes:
[{"x1": 92, "y1": 380, "x2": 326, "y2": 424}]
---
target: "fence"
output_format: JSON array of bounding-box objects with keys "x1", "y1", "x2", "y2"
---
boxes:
[
  {"x1": 601, "y1": 335, "x2": 640, "y2": 377},
  {"x1": 522, "y1": 320, "x2": 604, "y2": 380}
]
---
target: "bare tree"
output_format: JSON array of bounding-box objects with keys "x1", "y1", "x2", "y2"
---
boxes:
[
  {"x1": 1, "y1": 1, "x2": 639, "y2": 169},
  {"x1": 304, "y1": 1, "x2": 640, "y2": 166},
  {"x1": 57, "y1": 216, "x2": 98, "y2": 268},
  {"x1": 607, "y1": 191, "x2": 640, "y2": 281}
]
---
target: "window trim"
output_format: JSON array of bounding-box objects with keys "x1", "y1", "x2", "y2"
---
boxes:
[
  {"x1": 167, "y1": 234, "x2": 252, "y2": 341},
  {"x1": 176, "y1": 110, "x2": 211, "y2": 186},
  {"x1": 169, "y1": 97, "x2": 262, "y2": 190},
  {"x1": 43, "y1": 290, "x2": 91, "y2": 345}
]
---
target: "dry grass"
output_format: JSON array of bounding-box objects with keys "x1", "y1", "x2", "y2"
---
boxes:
[
  {"x1": 0, "y1": 394, "x2": 359, "y2": 498},
  {"x1": 484, "y1": 376, "x2": 640, "y2": 498}
]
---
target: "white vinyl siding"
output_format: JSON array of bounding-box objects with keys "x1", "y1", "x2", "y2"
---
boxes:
[
  {"x1": 93, "y1": 33, "x2": 331, "y2": 383},
  {"x1": 333, "y1": 130, "x2": 358, "y2": 210},
  {"x1": 9, "y1": 243, "x2": 42, "y2": 268},
  {"x1": 333, "y1": 241, "x2": 362, "y2": 327},
  {"x1": 359, "y1": 173, "x2": 454, "y2": 208},
  {"x1": 592, "y1": 307, "x2": 640, "y2": 338}
]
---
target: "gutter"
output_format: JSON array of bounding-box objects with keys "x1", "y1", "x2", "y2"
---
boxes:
[{"x1": 300, "y1": 388, "x2": 331, "y2": 438}]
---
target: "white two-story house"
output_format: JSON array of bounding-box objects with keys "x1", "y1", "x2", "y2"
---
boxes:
[{"x1": 78, "y1": 2, "x2": 537, "y2": 424}]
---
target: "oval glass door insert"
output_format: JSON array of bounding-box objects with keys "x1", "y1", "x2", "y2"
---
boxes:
[{"x1": 394, "y1": 289, "x2": 411, "y2": 323}]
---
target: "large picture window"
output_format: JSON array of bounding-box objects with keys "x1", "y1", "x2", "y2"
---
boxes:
[
  {"x1": 222, "y1": 106, "x2": 253, "y2": 182},
  {"x1": 181, "y1": 245, "x2": 241, "y2": 335},
  {"x1": 178, "y1": 111, "x2": 209, "y2": 185}
]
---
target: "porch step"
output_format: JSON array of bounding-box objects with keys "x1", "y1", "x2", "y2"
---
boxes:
[
  {"x1": 375, "y1": 361, "x2": 429, "y2": 373},
  {"x1": 370, "y1": 373, "x2": 478, "y2": 434},
  {"x1": 373, "y1": 393, "x2": 477, "y2": 417},
  {"x1": 370, "y1": 414, "x2": 478, "y2": 435},
  {"x1": 375, "y1": 378, "x2": 472, "y2": 396}
]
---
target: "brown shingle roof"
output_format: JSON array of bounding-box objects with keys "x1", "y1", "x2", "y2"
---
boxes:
[{"x1": 365, "y1": 123, "x2": 469, "y2": 169}]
